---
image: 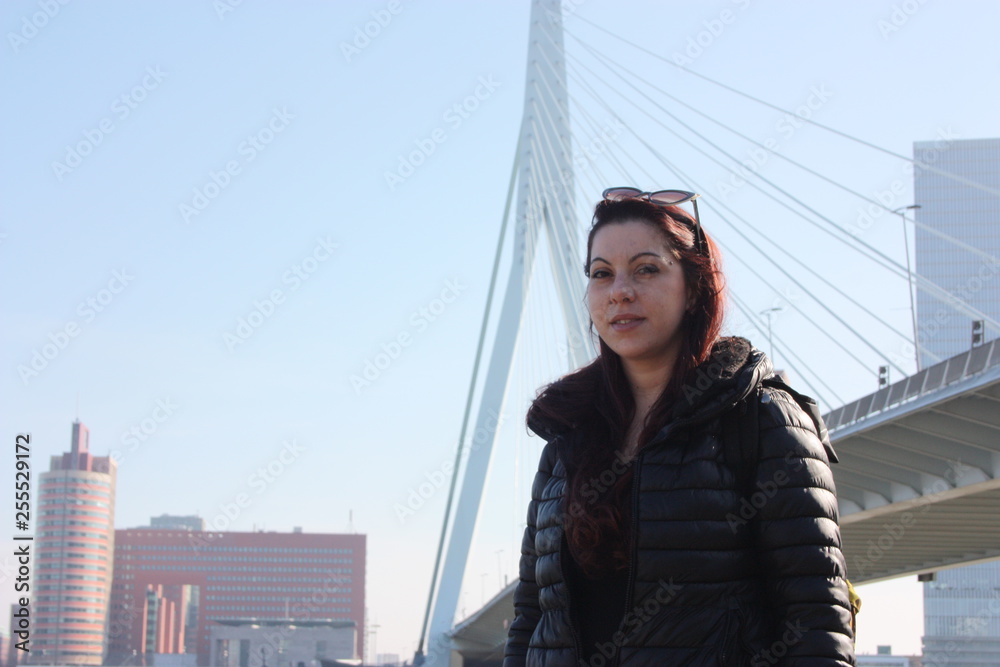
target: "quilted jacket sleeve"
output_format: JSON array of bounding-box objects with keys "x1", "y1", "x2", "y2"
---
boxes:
[
  {"x1": 753, "y1": 387, "x2": 856, "y2": 667},
  {"x1": 503, "y1": 439, "x2": 558, "y2": 667}
]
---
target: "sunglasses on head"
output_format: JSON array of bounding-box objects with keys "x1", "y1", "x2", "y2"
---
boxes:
[{"x1": 602, "y1": 187, "x2": 707, "y2": 256}]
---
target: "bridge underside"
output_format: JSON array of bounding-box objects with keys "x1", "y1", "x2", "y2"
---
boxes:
[
  {"x1": 448, "y1": 584, "x2": 517, "y2": 664},
  {"x1": 829, "y1": 341, "x2": 1000, "y2": 582},
  {"x1": 839, "y1": 484, "x2": 1000, "y2": 583}
]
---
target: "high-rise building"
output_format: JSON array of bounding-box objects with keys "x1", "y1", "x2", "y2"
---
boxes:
[
  {"x1": 107, "y1": 524, "x2": 365, "y2": 665},
  {"x1": 913, "y1": 136, "x2": 1000, "y2": 368},
  {"x1": 856, "y1": 645, "x2": 919, "y2": 667},
  {"x1": 149, "y1": 515, "x2": 205, "y2": 532},
  {"x1": 208, "y1": 618, "x2": 357, "y2": 666},
  {"x1": 32, "y1": 421, "x2": 117, "y2": 665},
  {"x1": 914, "y1": 137, "x2": 1000, "y2": 666},
  {"x1": 923, "y1": 563, "x2": 1000, "y2": 666}
]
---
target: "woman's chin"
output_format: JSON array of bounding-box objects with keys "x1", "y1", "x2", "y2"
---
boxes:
[{"x1": 607, "y1": 340, "x2": 682, "y2": 369}]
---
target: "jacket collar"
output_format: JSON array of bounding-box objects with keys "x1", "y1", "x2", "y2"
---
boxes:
[
  {"x1": 528, "y1": 336, "x2": 772, "y2": 443},
  {"x1": 666, "y1": 336, "x2": 770, "y2": 424}
]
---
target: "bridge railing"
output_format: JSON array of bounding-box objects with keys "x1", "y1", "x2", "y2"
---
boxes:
[{"x1": 824, "y1": 337, "x2": 1000, "y2": 432}]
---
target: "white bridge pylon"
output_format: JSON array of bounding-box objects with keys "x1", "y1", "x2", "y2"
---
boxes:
[{"x1": 423, "y1": 0, "x2": 591, "y2": 658}]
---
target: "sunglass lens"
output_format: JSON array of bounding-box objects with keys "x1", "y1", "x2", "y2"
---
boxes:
[
  {"x1": 647, "y1": 190, "x2": 694, "y2": 206},
  {"x1": 603, "y1": 187, "x2": 643, "y2": 201}
]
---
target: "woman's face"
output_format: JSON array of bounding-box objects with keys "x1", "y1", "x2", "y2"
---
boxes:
[{"x1": 587, "y1": 219, "x2": 690, "y2": 369}]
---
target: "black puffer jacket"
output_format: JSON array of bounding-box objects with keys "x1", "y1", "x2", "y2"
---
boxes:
[{"x1": 503, "y1": 337, "x2": 855, "y2": 667}]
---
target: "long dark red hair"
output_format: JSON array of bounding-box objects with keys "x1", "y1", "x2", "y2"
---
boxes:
[{"x1": 525, "y1": 196, "x2": 726, "y2": 577}]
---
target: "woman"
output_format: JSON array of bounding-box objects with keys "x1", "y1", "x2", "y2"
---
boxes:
[{"x1": 503, "y1": 188, "x2": 855, "y2": 667}]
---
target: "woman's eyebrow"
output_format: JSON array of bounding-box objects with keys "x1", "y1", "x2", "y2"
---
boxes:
[{"x1": 589, "y1": 251, "x2": 664, "y2": 267}]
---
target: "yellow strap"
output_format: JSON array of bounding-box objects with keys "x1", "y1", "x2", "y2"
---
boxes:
[
  {"x1": 847, "y1": 579, "x2": 862, "y2": 614},
  {"x1": 846, "y1": 578, "x2": 861, "y2": 642}
]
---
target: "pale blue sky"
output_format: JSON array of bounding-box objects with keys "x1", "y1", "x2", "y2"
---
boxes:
[{"x1": 4, "y1": 0, "x2": 1000, "y2": 659}]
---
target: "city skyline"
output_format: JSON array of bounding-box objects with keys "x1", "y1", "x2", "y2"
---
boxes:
[{"x1": 17, "y1": 419, "x2": 368, "y2": 666}]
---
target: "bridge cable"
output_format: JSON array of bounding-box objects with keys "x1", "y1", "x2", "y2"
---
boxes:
[
  {"x1": 561, "y1": 42, "x2": 1000, "y2": 334},
  {"x1": 727, "y1": 291, "x2": 841, "y2": 408},
  {"x1": 538, "y1": 28, "x2": 856, "y2": 386},
  {"x1": 535, "y1": 42, "x2": 833, "y2": 400},
  {"x1": 564, "y1": 34, "x2": 1000, "y2": 268},
  {"x1": 566, "y1": 16, "x2": 1000, "y2": 199},
  {"x1": 559, "y1": 54, "x2": 902, "y2": 378}
]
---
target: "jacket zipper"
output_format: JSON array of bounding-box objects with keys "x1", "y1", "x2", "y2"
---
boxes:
[
  {"x1": 722, "y1": 599, "x2": 742, "y2": 663},
  {"x1": 607, "y1": 390, "x2": 751, "y2": 666},
  {"x1": 561, "y1": 534, "x2": 586, "y2": 663},
  {"x1": 613, "y1": 449, "x2": 644, "y2": 667},
  {"x1": 735, "y1": 603, "x2": 756, "y2": 658},
  {"x1": 647, "y1": 378, "x2": 760, "y2": 449},
  {"x1": 595, "y1": 367, "x2": 764, "y2": 664},
  {"x1": 721, "y1": 614, "x2": 730, "y2": 663}
]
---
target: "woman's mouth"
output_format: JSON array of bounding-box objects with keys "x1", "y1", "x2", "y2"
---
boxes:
[{"x1": 611, "y1": 318, "x2": 644, "y2": 331}]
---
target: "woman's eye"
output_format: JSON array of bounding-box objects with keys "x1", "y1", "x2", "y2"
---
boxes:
[
  {"x1": 590, "y1": 269, "x2": 610, "y2": 279},
  {"x1": 637, "y1": 265, "x2": 659, "y2": 275}
]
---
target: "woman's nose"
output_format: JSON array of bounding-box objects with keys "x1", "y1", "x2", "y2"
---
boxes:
[{"x1": 610, "y1": 275, "x2": 634, "y2": 303}]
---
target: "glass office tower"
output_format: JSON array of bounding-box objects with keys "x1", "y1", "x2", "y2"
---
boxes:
[
  {"x1": 915, "y1": 137, "x2": 1000, "y2": 666},
  {"x1": 923, "y1": 563, "x2": 1000, "y2": 666},
  {"x1": 913, "y1": 137, "x2": 1000, "y2": 368}
]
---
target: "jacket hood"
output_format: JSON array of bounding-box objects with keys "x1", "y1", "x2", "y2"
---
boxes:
[
  {"x1": 526, "y1": 336, "x2": 772, "y2": 442},
  {"x1": 665, "y1": 336, "x2": 771, "y2": 425}
]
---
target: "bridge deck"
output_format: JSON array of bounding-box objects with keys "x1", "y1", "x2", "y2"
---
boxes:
[{"x1": 830, "y1": 338, "x2": 1000, "y2": 582}]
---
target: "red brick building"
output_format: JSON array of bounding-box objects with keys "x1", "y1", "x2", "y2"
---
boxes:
[{"x1": 107, "y1": 526, "x2": 365, "y2": 665}]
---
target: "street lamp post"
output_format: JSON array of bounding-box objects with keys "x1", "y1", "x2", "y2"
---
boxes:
[
  {"x1": 367, "y1": 623, "x2": 380, "y2": 666},
  {"x1": 894, "y1": 204, "x2": 922, "y2": 370},
  {"x1": 760, "y1": 307, "x2": 782, "y2": 367}
]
